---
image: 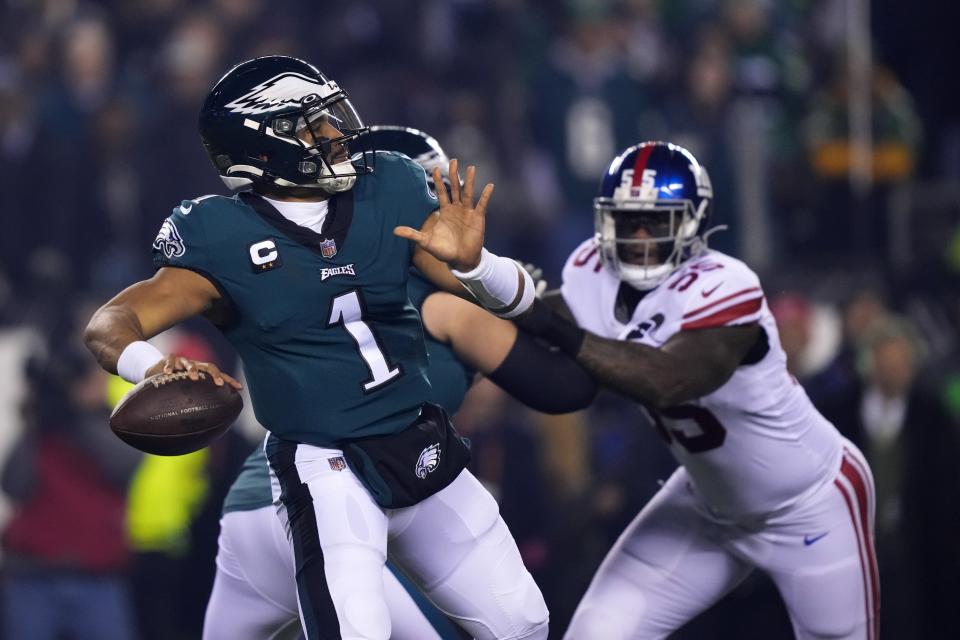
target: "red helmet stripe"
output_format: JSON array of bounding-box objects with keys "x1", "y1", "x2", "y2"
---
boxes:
[{"x1": 630, "y1": 145, "x2": 655, "y2": 186}]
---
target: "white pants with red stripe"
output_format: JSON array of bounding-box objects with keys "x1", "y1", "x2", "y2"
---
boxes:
[{"x1": 565, "y1": 443, "x2": 879, "y2": 639}]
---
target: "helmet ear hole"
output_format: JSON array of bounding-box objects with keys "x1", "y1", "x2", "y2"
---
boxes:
[
  {"x1": 273, "y1": 119, "x2": 294, "y2": 134},
  {"x1": 215, "y1": 155, "x2": 232, "y2": 170}
]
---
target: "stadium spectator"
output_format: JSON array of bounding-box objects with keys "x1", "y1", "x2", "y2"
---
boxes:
[
  {"x1": 528, "y1": 5, "x2": 646, "y2": 257},
  {"x1": 818, "y1": 315, "x2": 960, "y2": 636},
  {"x1": 801, "y1": 61, "x2": 922, "y2": 256},
  {"x1": 1, "y1": 351, "x2": 141, "y2": 640}
]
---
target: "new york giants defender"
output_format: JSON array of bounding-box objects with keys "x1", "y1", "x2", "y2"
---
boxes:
[
  {"x1": 203, "y1": 127, "x2": 595, "y2": 640},
  {"x1": 84, "y1": 57, "x2": 548, "y2": 640},
  {"x1": 512, "y1": 142, "x2": 878, "y2": 639}
]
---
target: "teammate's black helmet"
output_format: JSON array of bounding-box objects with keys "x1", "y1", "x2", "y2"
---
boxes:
[
  {"x1": 198, "y1": 55, "x2": 370, "y2": 193},
  {"x1": 361, "y1": 126, "x2": 448, "y2": 177}
]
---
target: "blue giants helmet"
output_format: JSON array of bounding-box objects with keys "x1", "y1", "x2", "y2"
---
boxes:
[
  {"x1": 594, "y1": 141, "x2": 713, "y2": 290},
  {"x1": 199, "y1": 56, "x2": 370, "y2": 193}
]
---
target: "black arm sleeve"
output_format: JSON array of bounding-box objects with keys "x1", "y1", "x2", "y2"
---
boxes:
[
  {"x1": 540, "y1": 288, "x2": 576, "y2": 322},
  {"x1": 514, "y1": 297, "x2": 586, "y2": 356},
  {"x1": 488, "y1": 328, "x2": 597, "y2": 414}
]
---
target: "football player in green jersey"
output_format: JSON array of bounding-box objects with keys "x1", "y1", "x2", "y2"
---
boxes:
[
  {"x1": 204, "y1": 128, "x2": 596, "y2": 640},
  {"x1": 84, "y1": 57, "x2": 547, "y2": 640}
]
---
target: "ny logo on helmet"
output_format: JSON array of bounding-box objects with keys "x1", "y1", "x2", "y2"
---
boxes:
[
  {"x1": 224, "y1": 72, "x2": 341, "y2": 115},
  {"x1": 690, "y1": 163, "x2": 713, "y2": 198}
]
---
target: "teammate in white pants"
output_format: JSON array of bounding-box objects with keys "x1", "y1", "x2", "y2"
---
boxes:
[
  {"x1": 510, "y1": 141, "x2": 879, "y2": 639},
  {"x1": 206, "y1": 501, "x2": 443, "y2": 640}
]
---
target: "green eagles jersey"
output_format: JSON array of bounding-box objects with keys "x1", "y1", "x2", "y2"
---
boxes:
[
  {"x1": 406, "y1": 271, "x2": 475, "y2": 413},
  {"x1": 222, "y1": 271, "x2": 475, "y2": 515},
  {"x1": 153, "y1": 152, "x2": 438, "y2": 447},
  {"x1": 221, "y1": 446, "x2": 273, "y2": 515}
]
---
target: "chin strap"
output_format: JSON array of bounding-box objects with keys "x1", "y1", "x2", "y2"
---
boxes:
[
  {"x1": 314, "y1": 159, "x2": 358, "y2": 193},
  {"x1": 685, "y1": 224, "x2": 729, "y2": 256}
]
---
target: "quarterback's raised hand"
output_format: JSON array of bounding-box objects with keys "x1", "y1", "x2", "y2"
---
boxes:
[{"x1": 394, "y1": 159, "x2": 493, "y2": 272}]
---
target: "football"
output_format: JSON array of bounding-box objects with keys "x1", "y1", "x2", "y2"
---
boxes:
[{"x1": 110, "y1": 371, "x2": 243, "y2": 456}]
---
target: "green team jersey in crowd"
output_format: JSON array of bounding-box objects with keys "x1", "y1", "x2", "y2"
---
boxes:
[
  {"x1": 152, "y1": 152, "x2": 439, "y2": 447},
  {"x1": 222, "y1": 271, "x2": 475, "y2": 515}
]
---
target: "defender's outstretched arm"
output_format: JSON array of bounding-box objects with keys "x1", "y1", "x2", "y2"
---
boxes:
[
  {"x1": 517, "y1": 298, "x2": 759, "y2": 409},
  {"x1": 575, "y1": 325, "x2": 759, "y2": 409}
]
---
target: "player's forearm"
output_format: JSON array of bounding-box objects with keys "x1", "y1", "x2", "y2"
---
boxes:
[
  {"x1": 487, "y1": 329, "x2": 597, "y2": 413},
  {"x1": 84, "y1": 269, "x2": 221, "y2": 377},
  {"x1": 83, "y1": 304, "x2": 148, "y2": 374},
  {"x1": 516, "y1": 299, "x2": 734, "y2": 408},
  {"x1": 575, "y1": 334, "x2": 700, "y2": 408},
  {"x1": 451, "y1": 249, "x2": 535, "y2": 318},
  {"x1": 539, "y1": 289, "x2": 575, "y2": 322},
  {"x1": 413, "y1": 247, "x2": 473, "y2": 299}
]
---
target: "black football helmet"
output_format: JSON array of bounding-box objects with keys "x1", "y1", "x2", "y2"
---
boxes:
[
  {"x1": 361, "y1": 126, "x2": 449, "y2": 179},
  {"x1": 595, "y1": 141, "x2": 713, "y2": 290},
  {"x1": 198, "y1": 55, "x2": 370, "y2": 193}
]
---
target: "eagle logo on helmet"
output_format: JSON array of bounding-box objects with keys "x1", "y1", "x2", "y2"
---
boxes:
[
  {"x1": 224, "y1": 72, "x2": 341, "y2": 115},
  {"x1": 415, "y1": 443, "x2": 441, "y2": 479}
]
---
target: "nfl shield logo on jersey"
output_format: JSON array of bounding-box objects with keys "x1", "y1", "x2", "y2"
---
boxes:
[
  {"x1": 320, "y1": 238, "x2": 337, "y2": 258},
  {"x1": 415, "y1": 443, "x2": 441, "y2": 479}
]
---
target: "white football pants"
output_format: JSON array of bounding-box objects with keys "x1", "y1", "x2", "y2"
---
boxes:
[
  {"x1": 565, "y1": 444, "x2": 879, "y2": 640},
  {"x1": 264, "y1": 441, "x2": 549, "y2": 640},
  {"x1": 203, "y1": 505, "x2": 441, "y2": 640}
]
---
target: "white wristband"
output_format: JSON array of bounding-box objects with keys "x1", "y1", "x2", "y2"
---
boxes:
[
  {"x1": 451, "y1": 248, "x2": 536, "y2": 319},
  {"x1": 117, "y1": 341, "x2": 165, "y2": 384}
]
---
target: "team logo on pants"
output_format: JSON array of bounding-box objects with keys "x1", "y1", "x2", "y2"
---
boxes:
[{"x1": 416, "y1": 443, "x2": 441, "y2": 479}]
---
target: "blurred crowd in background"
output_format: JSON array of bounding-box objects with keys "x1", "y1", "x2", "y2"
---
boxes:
[{"x1": 1, "y1": 0, "x2": 959, "y2": 638}]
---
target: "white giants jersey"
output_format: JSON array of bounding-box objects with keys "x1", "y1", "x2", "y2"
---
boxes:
[{"x1": 561, "y1": 240, "x2": 844, "y2": 520}]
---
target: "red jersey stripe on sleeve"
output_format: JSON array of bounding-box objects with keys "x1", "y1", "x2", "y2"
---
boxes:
[
  {"x1": 681, "y1": 297, "x2": 763, "y2": 330},
  {"x1": 682, "y1": 286, "x2": 761, "y2": 320}
]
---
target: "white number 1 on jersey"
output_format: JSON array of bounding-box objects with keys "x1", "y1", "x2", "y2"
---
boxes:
[{"x1": 328, "y1": 290, "x2": 401, "y2": 391}]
